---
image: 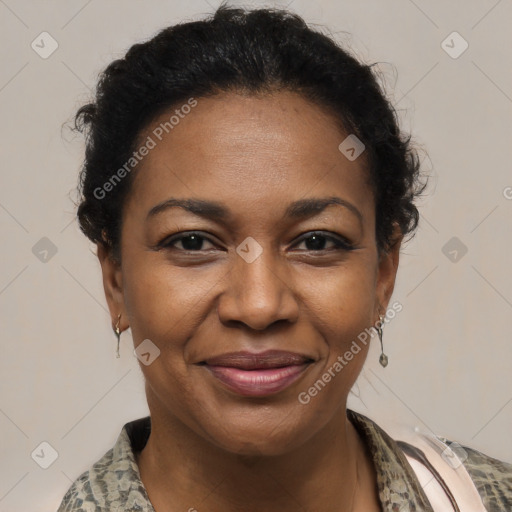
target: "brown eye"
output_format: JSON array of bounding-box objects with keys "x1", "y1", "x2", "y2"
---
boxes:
[
  {"x1": 293, "y1": 232, "x2": 354, "y2": 252},
  {"x1": 160, "y1": 232, "x2": 217, "y2": 251}
]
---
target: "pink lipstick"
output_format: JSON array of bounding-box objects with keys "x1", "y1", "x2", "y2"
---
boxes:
[{"x1": 200, "y1": 350, "x2": 313, "y2": 397}]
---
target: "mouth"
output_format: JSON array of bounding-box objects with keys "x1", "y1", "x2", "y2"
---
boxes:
[{"x1": 197, "y1": 350, "x2": 315, "y2": 397}]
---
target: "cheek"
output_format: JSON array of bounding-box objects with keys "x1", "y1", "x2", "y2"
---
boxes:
[
  {"x1": 122, "y1": 253, "x2": 223, "y2": 343},
  {"x1": 121, "y1": 258, "x2": 208, "y2": 420},
  {"x1": 303, "y1": 260, "x2": 377, "y2": 338},
  {"x1": 302, "y1": 261, "x2": 376, "y2": 392}
]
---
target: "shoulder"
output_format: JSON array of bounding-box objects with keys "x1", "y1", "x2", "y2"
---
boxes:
[
  {"x1": 56, "y1": 445, "x2": 116, "y2": 511},
  {"x1": 56, "y1": 467, "x2": 99, "y2": 511},
  {"x1": 56, "y1": 417, "x2": 152, "y2": 511},
  {"x1": 459, "y1": 443, "x2": 512, "y2": 510}
]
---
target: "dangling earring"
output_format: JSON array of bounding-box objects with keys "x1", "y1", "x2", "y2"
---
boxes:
[
  {"x1": 113, "y1": 314, "x2": 122, "y2": 358},
  {"x1": 376, "y1": 313, "x2": 388, "y2": 367}
]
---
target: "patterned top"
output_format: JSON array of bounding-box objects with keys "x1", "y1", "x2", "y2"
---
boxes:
[{"x1": 57, "y1": 409, "x2": 512, "y2": 511}]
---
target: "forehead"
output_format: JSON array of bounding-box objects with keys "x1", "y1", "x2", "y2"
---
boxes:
[{"x1": 125, "y1": 91, "x2": 374, "y2": 227}]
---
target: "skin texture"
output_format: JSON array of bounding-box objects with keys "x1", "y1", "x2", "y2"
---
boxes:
[{"x1": 97, "y1": 90, "x2": 402, "y2": 511}]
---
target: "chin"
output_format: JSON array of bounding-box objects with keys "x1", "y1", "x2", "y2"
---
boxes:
[{"x1": 198, "y1": 411, "x2": 318, "y2": 457}]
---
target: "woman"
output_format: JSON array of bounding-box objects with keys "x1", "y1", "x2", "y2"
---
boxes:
[{"x1": 57, "y1": 4, "x2": 512, "y2": 511}]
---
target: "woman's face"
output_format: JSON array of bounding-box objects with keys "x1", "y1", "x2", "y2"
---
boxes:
[{"x1": 99, "y1": 90, "x2": 401, "y2": 456}]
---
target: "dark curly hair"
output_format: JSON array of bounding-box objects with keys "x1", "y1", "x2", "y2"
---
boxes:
[{"x1": 72, "y1": 4, "x2": 427, "y2": 263}]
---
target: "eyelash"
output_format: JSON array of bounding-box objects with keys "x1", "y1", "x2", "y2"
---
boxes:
[{"x1": 158, "y1": 231, "x2": 355, "y2": 253}]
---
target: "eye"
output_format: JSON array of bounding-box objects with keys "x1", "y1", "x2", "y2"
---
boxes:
[
  {"x1": 157, "y1": 230, "x2": 354, "y2": 253},
  {"x1": 292, "y1": 231, "x2": 354, "y2": 252},
  {"x1": 159, "y1": 232, "x2": 217, "y2": 252}
]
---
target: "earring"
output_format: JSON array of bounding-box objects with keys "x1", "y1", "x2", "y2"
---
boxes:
[
  {"x1": 376, "y1": 313, "x2": 388, "y2": 367},
  {"x1": 113, "y1": 314, "x2": 122, "y2": 358}
]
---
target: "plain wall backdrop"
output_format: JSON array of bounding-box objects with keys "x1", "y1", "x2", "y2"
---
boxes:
[{"x1": 0, "y1": 0, "x2": 511, "y2": 510}]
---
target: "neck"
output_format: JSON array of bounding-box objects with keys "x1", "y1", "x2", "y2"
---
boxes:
[{"x1": 136, "y1": 402, "x2": 379, "y2": 512}]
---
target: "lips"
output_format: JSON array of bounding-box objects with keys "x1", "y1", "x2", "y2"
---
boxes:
[
  {"x1": 202, "y1": 350, "x2": 313, "y2": 369},
  {"x1": 199, "y1": 350, "x2": 314, "y2": 397}
]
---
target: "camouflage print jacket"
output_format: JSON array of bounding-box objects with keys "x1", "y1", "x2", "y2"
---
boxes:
[{"x1": 57, "y1": 409, "x2": 512, "y2": 511}]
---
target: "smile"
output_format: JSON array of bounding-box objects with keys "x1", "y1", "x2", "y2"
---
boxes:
[{"x1": 198, "y1": 350, "x2": 314, "y2": 397}]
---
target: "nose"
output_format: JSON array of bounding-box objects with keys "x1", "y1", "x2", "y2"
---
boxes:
[{"x1": 217, "y1": 248, "x2": 300, "y2": 331}]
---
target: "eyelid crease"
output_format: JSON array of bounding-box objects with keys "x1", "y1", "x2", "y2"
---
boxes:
[{"x1": 156, "y1": 230, "x2": 355, "y2": 252}]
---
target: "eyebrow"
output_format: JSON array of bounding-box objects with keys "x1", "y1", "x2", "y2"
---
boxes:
[{"x1": 146, "y1": 196, "x2": 363, "y2": 227}]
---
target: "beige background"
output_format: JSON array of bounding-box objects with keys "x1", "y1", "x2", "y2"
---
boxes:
[{"x1": 0, "y1": 0, "x2": 511, "y2": 510}]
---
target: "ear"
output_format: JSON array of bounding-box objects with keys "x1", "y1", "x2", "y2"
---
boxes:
[
  {"x1": 374, "y1": 223, "x2": 403, "y2": 318},
  {"x1": 97, "y1": 243, "x2": 129, "y2": 331}
]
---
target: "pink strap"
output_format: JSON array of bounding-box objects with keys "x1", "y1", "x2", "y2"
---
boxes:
[{"x1": 396, "y1": 426, "x2": 487, "y2": 511}]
